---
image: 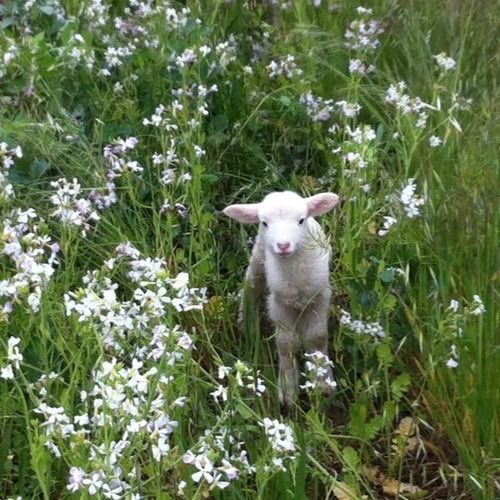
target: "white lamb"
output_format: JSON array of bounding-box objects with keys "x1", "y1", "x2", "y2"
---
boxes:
[{"x1": 223, "y1": 191, "x2": 340, "y2": 405}]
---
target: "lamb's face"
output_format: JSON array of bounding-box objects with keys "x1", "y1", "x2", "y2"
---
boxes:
[
  {"x1": 258, "y1": 192, "x2": 309, "y2": 257},
  {"x1": 223, "y1": 190, "x2": 340, "y2": 258}
]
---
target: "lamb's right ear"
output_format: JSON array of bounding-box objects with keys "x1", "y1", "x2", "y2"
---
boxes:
[
  {"x1": 306, "y1": 192, "x2": 340, "y2": 217},
  {"x1": 223, "y1": 203, "x2": 260, "y2": 224}
]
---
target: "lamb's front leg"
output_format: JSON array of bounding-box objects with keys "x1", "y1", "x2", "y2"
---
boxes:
[
  {"x1": 239, "y1": 237, "x2": 266, "y2": 331},
  {"x1": 268, "y1": 294, "x2": 300, "y2": 406},
  {"x1": 301, "y1": 290, "x2": 335, "y2": 394}
]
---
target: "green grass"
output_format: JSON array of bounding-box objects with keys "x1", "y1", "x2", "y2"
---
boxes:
[{"x1": 0, "y1": 0, "x2": 498, "y2": 498}]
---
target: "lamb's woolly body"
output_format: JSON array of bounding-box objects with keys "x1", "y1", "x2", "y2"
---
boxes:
[
  {"x1": 263, "y1": 220, "x2": 330, "y2": 309},
  {"x1": 224, "y1": 191, "x2": 339, "y2": 405}
]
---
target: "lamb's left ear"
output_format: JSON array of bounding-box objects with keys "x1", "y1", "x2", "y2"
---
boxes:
[
  {"x1": 223, "y1": 203, "x2": 260, "y2": 224},
  {"x1": 306, "y1": 193, "x2": 340, "y2": 217}
]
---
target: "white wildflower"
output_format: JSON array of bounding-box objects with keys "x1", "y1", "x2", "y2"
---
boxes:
[
  {"x1": 400, "y1": 178, "x2": 425, "y2": 218},
  {"x1": 433, "y1": 53, "x2": 456, "y2": 72},
  {"x1": 429, "y1": 135, "x2": 443, "y2": 147}
]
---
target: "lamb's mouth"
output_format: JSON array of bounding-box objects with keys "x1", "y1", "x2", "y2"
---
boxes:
[{"x1": 276, "y1": 250, "x2": 293, "y2": 257}]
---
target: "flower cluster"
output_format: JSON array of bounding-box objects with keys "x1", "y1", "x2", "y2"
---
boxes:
[
  {"x1": 433, "y1": 52, "x2": 456, "y2": 72},
  {"x1": 1, "y1": 208, "x2": 60, "y2": 318},
  {"x1": 300, "y1": 351, "x2": 337, "y2": 392},
  {"x1": 399, "y1": 178, "x2": 425, "y2": 218},
  {"x1": 0, "y1": 337, "x2": 23, "y2": 380},
  {"x1": 439, "y1": 295, "x2": 486, "y2": 369},
  {"x1": 30, "y1": 243, "x2": 207, "y2": 497},
  {"x1": 339, "y1": 309, "x2": 386, "y2": 339},
  {"x1": 446, "y1": 344, "x2": 459, "y2": 369},
  {"x1": 345, "y1": 7, "x2": 384, "y2": 76},
  {"x1": 64, "y1": 243, "x2": 206, "y2": 351},
  {"x1": 345, "y1": 7, "x2": 384, "y2": 52},
  {"x1": 378, "y1": 215, "x2": 398, "y2": 237},
  {"x1": 57, "y1": 33, "x2": 95, "y2": 70},
  {"x1": 385, "y1": 81, "x2": 432, "y2": 127},
  {"x1": 211, "y1": 360, "x2": 266, "y2": 403},
  {"x1": 260, "y1": 418, "x2": 297, "y2": 472},
  {"x1": 183, "y1": 429, "x2": 254, "y2": 492},
  {"x1": 0, "y1": 43, "x2": 19, "y2": 79},
  {"x1": 267, "y1": 55, "x2": 303, "y2": 79},
  {"x1": 447, "y1": 295, "x2": 486, "y2": 318},
  {"x1": 33, "y1": 346, "x2": 190, "y2": 495},
  {"x1": 50, "y1": 178, "x2": 101, "y2": 235},
  {"x1": 103, "y1": 136, "x2": 142, "y2": 181},
  {"x1": 0, "y1": 142, "x2": 22, "y2": 202},
  {"x1": 164, "y1": 6, "x2": 198, "y2": 32},
  {"x1": 377, "y1": 178, "x2": 425, "y2": 236},
  {"x1": 299, "y1": 92, "x2": 335, "y2": 122},
  {"x1": 299, "y1": 93, "x2": 362, "y2": 122},
  {"x1": 214, "y1": 35, "x2": 239, "y2": 70}
]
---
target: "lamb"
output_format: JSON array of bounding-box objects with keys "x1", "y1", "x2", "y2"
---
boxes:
[{"x1": 223, "y1": 190, "x2": 340, "y2": 406}]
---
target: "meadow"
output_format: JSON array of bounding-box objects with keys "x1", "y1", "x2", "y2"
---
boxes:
[{"x1": 0, "y1": 0, "x2": 499, "y2": 498}]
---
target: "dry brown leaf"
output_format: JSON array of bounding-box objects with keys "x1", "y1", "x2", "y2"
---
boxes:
[
  {"x1": 382, "y1": 478, "x2": 427, "y2": 498},
  {"x1": 363, "y1": 465, "x2": 385, "y2": 486},
  {"x1": 396, "y1": 416, "x2": 416, "y2": 437},
  {"x1": 367, "y1": 221, "x2": 378, "y2": 235},
  {"x1": 332, "y1": 482, "x2": 358, "y2": 500}
]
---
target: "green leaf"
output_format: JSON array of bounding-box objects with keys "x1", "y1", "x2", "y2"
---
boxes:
[
  {"x1": 1, "y1": 17, "x2": 16, "y2": 28},
  {"x1": 391, "y1": 372, "x2": 411, "y2": 400},
  {"x1": 235, "y1": 401, "x2": 253, "y2": 419},
  {"x1": 380, "y1": 269, "x2": 395, "y2": 283},
  {"x1": 347, "y1": 403, "x2": 367, "y2": 438},
  {"x1": 30, "y1": 159, "x2": 50, "y2": 180},
  {"x1": 383, "y1": 400, "x2": 397, "y2": 423},
  {"x1": 343, "y1": 446, "x2": 360, "y2": 470},
  {"x1": 377, "y1": 343, "x2": 394, "y2": 366},
  {"x1": 279, "y1": 95, "x2": 292, "y2": 107},
  {"x1": 201, "y1": 174, "x2": 220, "y2": 185},
  {"x1": 39, "y1": 5, "x2": 55, "y2": 15}
]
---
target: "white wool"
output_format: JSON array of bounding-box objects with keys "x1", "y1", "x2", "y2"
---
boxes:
[{"x1": 224, "y1": 190, "x2": 340, "y2": 405}]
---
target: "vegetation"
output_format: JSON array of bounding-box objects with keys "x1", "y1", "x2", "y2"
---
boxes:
[{"x1": 0, "y1": 0, "x2": 498, "y2": 498}]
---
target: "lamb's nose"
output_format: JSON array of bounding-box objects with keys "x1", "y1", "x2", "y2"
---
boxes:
[{"x1": 277, "y1": 242, "x2": 291, "y2": 251}]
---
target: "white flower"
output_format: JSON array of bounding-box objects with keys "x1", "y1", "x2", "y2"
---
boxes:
[
  {"x1": 67, "y1": 467, "x2": 86, "y2": 492},
  {"x1": 448, "y1": 299, "x2": 460, "y2": 312},
  {"x1": 400, "y1": 178, "x2": 425, "y2": 218},
  {"x1": 0, "y1": 364, "x2": 14, "y2": 380},
  {"x1": 433, "y1": 53, "x2": 456, "y2": 71},
  {"x1": 218, "y1": 459, "x2": 240, "y2": 480},
  {"x1": 378, "y1": 215, "x2": 398, "y2": 236},
  {"x1": 470, "y1": 295, "x2": 486, "y2": 315},
  {"x1": 152, "y1": 436, "x2": 170, "y2": 462},
  {"x1": 336, "y1": 100, "x2": 361, "y2": 117},
  {"x1": 446, "y1": 358, "x2": 458, "y2": 369},
  {"x1": 218, "y1": 365, "x2": 231, "y2": 380},
  {"x1": 339, "y1": 309, "x2": 385, "y2": 338},
  {"x1": 83, "y1": 470, "x2": 105, "y2": 495},
  {"x1": 210, "y1": 384, "x2": 228, "y2": 402},
  {"x1": 429, "y1": 135, "x2": 443, "y2": 147},
  {"x1": 177, "y1": 480, "x2": 187, "y2": 495},
  {"x1": 261, "y1": 418, "x2": 296, "y2": 454},
  {"x1": 191, "y1": 454, "x2": 215, "y2": 484},
  {"x1": 7, "y1": 336, "x2": 23, "y2": 368},
  {"x1": 267, "y1": 55, "x2": 303, "y2": 79},
  {"x1": 171, "y1": 272, "x2": 189, "y2": 290}
]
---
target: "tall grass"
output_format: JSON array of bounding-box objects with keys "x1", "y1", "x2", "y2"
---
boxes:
[{"x1": 0, "y1": 0, "x2": 498, "y2": 498}]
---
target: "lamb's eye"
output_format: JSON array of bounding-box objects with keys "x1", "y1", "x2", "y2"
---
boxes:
[
  {"x1": 262, "y1": 221, "x2": 268, "y2": 227},
  {"x1": 298, "y1": 218, "x2": 305, "y2": 225}
]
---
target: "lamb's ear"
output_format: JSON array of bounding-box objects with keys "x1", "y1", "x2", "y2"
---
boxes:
[
  {"x1": 306, "y1": 193, "x2": 340, "y2": 217},
  {"x1": 223, "y1": 203, "x2": 260, "y2": 224}
]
